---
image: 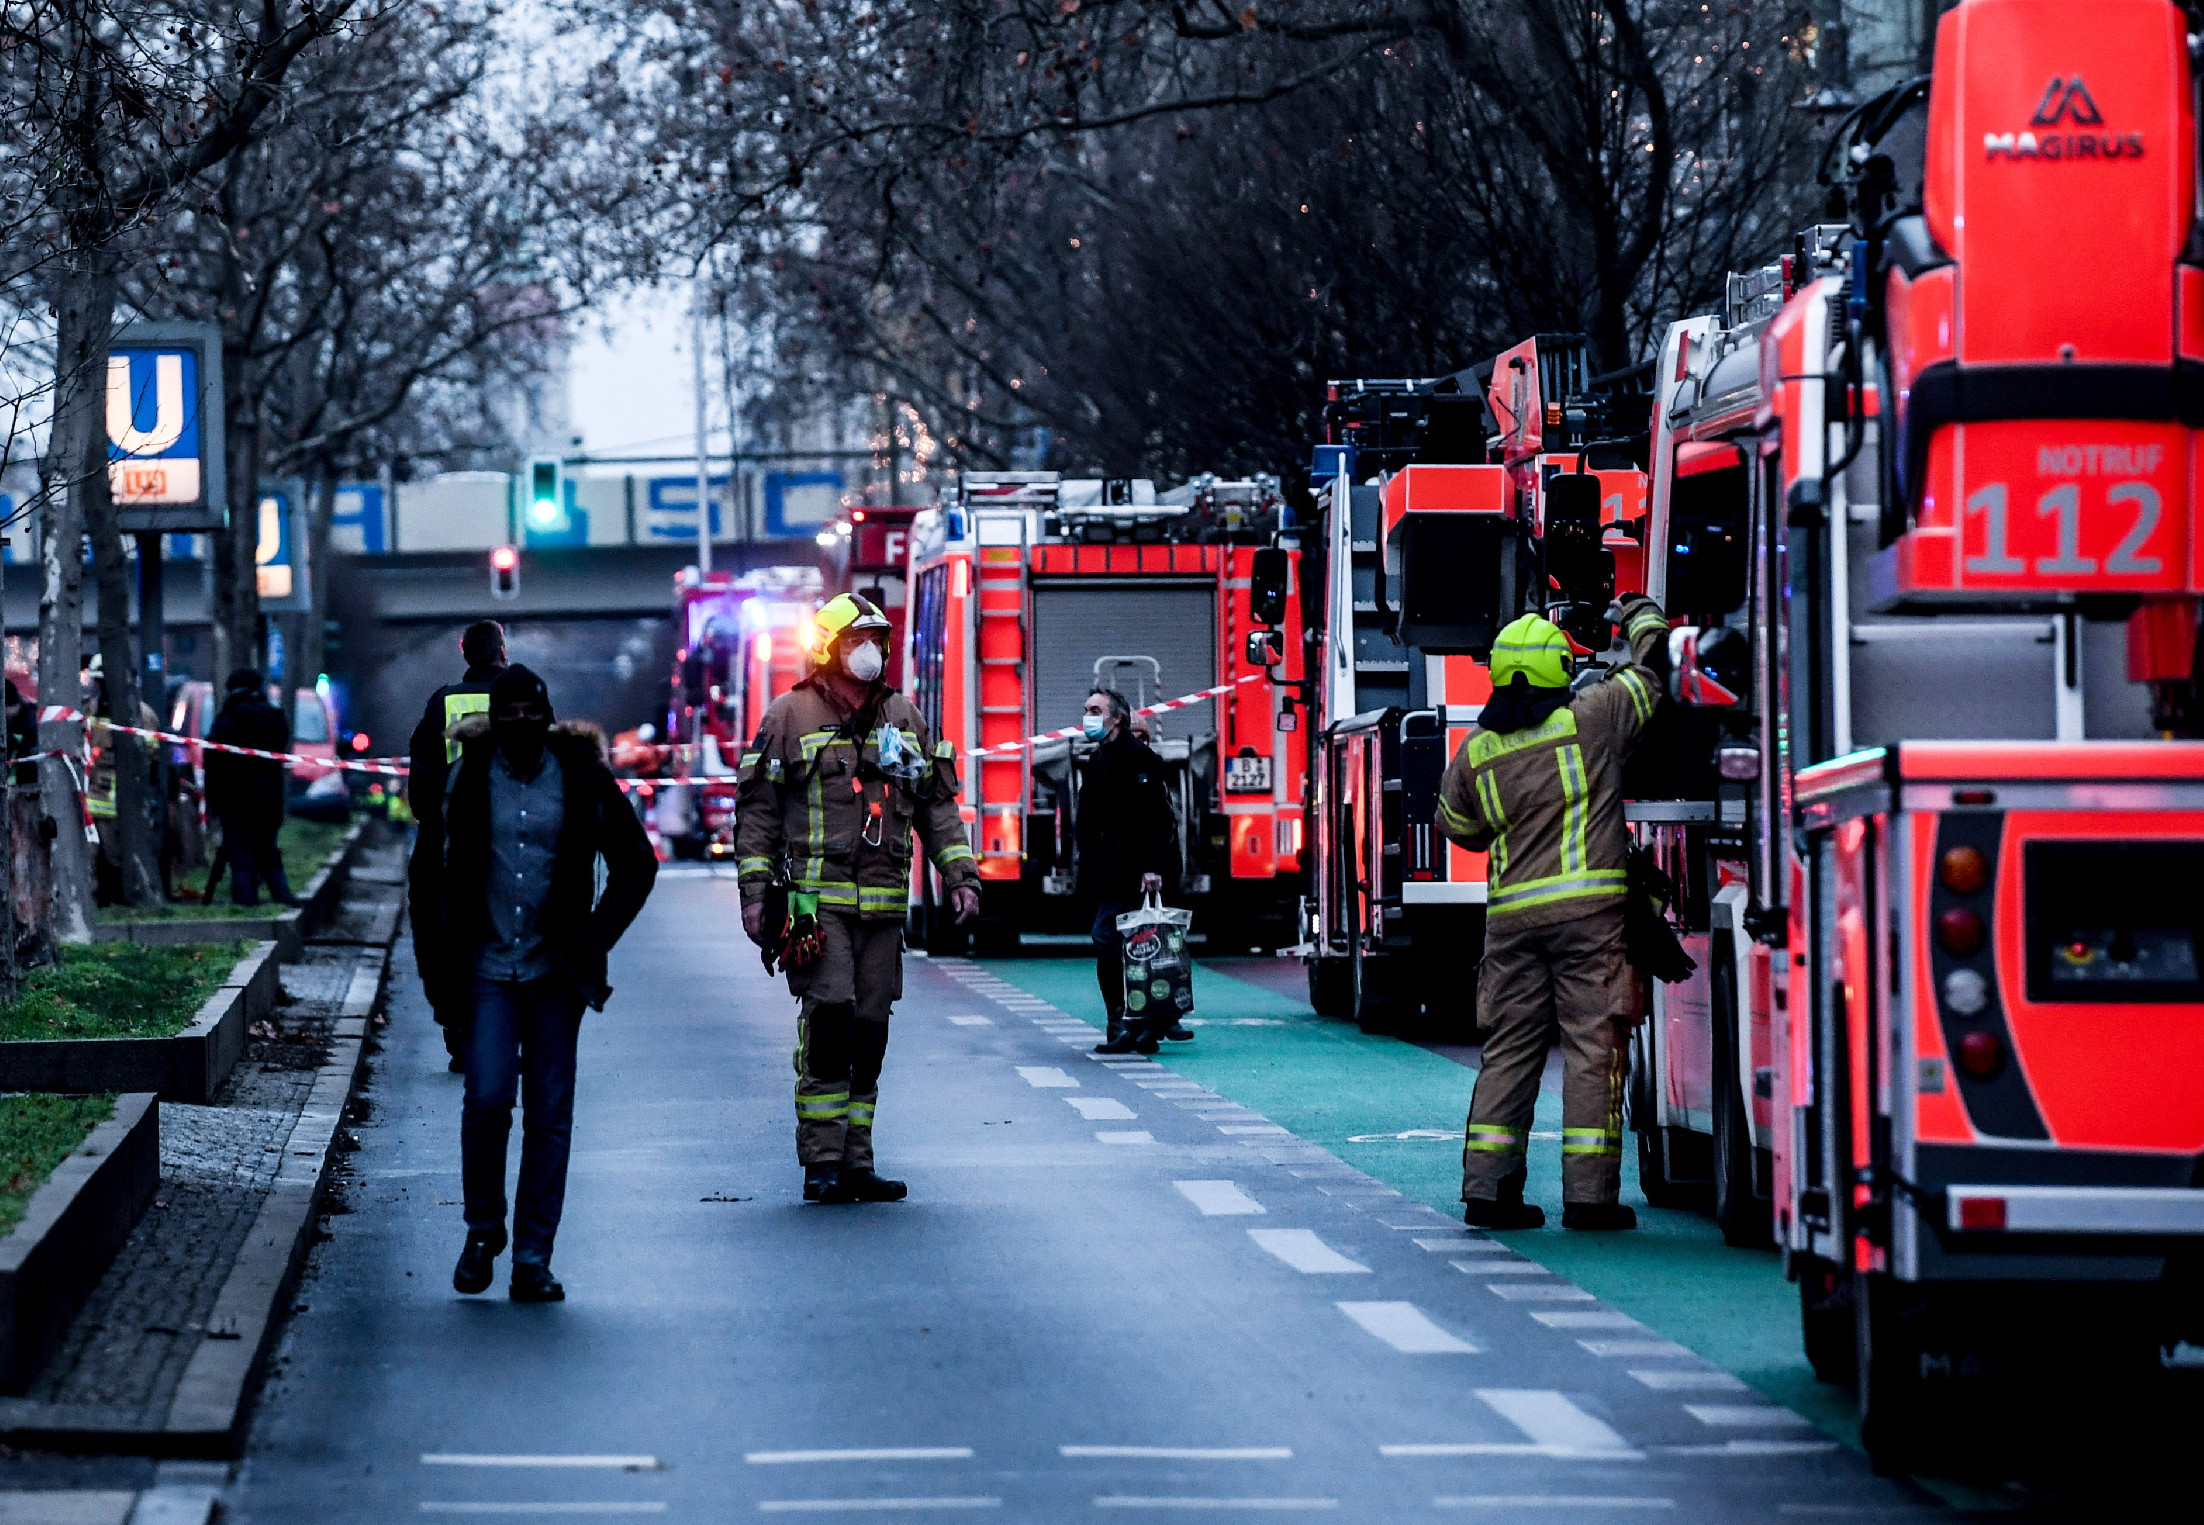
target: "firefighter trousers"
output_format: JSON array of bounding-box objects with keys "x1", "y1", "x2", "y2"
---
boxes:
[
  {"x1": 787, "y1": 910, "x2": 904, "y2": 1168},
  {"x1": 1462, "y1": 906, "x2": 1633, "y2": 1206}
]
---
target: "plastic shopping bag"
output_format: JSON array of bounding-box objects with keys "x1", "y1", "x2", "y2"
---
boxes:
[{"x1": 1117, "y1": 889, "x2": 1195, "y2": 1021}]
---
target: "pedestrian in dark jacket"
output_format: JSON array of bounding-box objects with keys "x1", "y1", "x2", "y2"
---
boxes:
[
  {"x1": 204, "y1": 670, "x2": 293, "y2": 907},
  {"x1": 407, "y1": 619, "x2": 509, "y2": 1071},
  {"x1": 1074, "y1": 687, "x2": 1182, "y2": 1054},
  {"x1": 411, "y1": 664, "x2": 658, "y2": 1302}
]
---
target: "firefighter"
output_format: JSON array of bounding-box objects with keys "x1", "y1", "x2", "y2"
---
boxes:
[
  {"x1": 735, "y1": 593, "x2": 981, "y2": 1205},
  {"x1": 1436, "y1": 595, "x2": 1669, "y2": 1231}
]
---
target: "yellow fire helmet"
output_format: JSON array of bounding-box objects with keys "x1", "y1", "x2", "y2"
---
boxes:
[
  {"x1": 808, "y1": 592, "x2": 893, "y2": 664},
  {"x1": 1488, "y1": 612, "x2": 1575, "y2": 690}
]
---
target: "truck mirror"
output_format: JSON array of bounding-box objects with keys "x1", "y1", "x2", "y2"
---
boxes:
[
  {"x1": 1542, "y1": 473, "x2": 1613, "y2": 625},
  {"x1": 1245, "y1": 629, "x2": 1284, "y2": 668},
  {"x1": 1250, "y1": 548, "x2": 1289, "y2": 626},
  {"x1": 1668, "y1": 624, "x2": 1750, "y2": 708}
]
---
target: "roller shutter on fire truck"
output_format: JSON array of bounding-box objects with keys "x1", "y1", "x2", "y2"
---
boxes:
[{"x1": 1029, "y1": 582, "x2": 1217, "y2": 738}]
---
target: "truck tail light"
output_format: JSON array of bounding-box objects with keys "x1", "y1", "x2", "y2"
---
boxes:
[
  {"x1": 1956, "y1": 1195, "x2": 2007, "y2": 1231},
  {"x1": 1955, "y1": 1030, "x2": 2004, "y2": 1078},
  {"x1": 1935, "y1": 907, "x2": 1984, "y2": 955}
]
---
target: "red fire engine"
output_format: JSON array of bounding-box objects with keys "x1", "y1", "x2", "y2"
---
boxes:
[
  {"x1": 902, "y1": 472, "x2": 1305, "y2": 954},
  {"x1": 821, "y1": 504, "x2": 922, "y2": 689},
  {"x1": 1629, "y1": 0, "x2": 2204, "y2": 1463}
]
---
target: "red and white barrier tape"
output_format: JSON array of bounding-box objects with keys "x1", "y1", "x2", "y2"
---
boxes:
[
  {"x1": 33, "y1": 707, "x2": 408, "y2": 777},
  {"x1": 978, "y1": 673, "x2": 1266, "y2": 756}
]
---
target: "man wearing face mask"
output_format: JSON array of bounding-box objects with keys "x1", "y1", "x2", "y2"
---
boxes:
[
  {"x1": 736, "y1": 593, "x2": 980, "y2": 1205},
  {"x1": 1075, "y1": 688, "x2": 1181, "y2": 1054},
  {"x1": 412, "y1": 664, "x2": 658, "y2": 1300}
]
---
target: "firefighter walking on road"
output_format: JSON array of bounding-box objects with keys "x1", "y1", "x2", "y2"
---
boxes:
[
  {"x1": 736, "y1": 594, "x2": 980, "y2": 1205},
  {"x1": 1436, "y1": 595, "x2": 1669, "y2": 1231}
]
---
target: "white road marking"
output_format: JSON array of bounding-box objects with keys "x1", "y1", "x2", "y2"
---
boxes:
[
  {"x1": 1475, "y1": 1390, "x2": 1635, "y2": 1458},
  {"x1": 1094, "y1": 1500, "x2": 1336, "y2": 1511},
  {"x1": 1061, "y1": 1448, "x2": 1292, "y2": 1460},
  {"x1": 1174, "y1": 1181, "x2": 1265, "y2": 1216},
  {"x1": 1683, "y1": 1406, "x2": 1812, "y2": 1429},
  {"x1": 1335, "y1": 1302, "x2": 1477, "y2": 1353},
  {"x1": 1216, "y1": 1126, "x2": 1290, "y2": 1137},
  {"x1": 1432, "y1": 1498, "x2": 1673, "y2": 1511},
  {"x1": 421, "y1": 1457, "x2": 660, "y2": 1469},
  {"x1": 419, "y1": 1509, "x2": 668, "y2": 1517},
  {"x1": 757, "y1": 1500, "x2": 1002, "y2": 1513},
  {"x1": 1015, "y1": 1067, "x2": 1078, "y2": 1088},
  {"x1": 1097, "y1": 1131, "x2": 1156, "y2": 1145},
  {"x1": 946, "y1": 1016, "x2": 994, "y2": 1027},
  {"x1": 1067, "y1": 1098, "x2": 1137, "y2": 1120},
  {"x1": 1247, "y1": 1230, "x2": 1371, "y2": 1275},
  {"x1": 1628, "y1": 1370, "x2": 1746, "y2": 1392},
  {"x1": 1375, "y1": 1214, "x2": 1453, "y2": 1229},
  {"x1": 1664, "y1": 1441, "x2": 1838, "y2": 1457},
  {"x1": 1530, "y1": 1311, "x2": 1640, "y2": 1330},
  {"x1": 1486, "y1": 1284, "x2": 1594, "y2": 1302},
  {"x1": 1451, "y1": 1261, "x2": 1545, "y2": 1275},
  {"x1": 1578, "y1": 1340, "x2": 1692, "y2": 1358},
  {"x1": 1413, "y1": 1238, "x2": 1479, "y2": 1252},
  {"x1": 745, "y1": 1449, "x2": 975, "y2": 1464}
]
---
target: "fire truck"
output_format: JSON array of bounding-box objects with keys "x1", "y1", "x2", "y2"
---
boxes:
[
  {"x1": 902, "y1": 472, "x2": 1304, "y2": 955},
  {"x1": 821, "y1": 504, "x2": 923, "y2": 689},
  {"x1": 656, "y1": 564, "x2": 820, "y2": 859},
  {"x1": 1632, "y1": 0, "x2": 2204, "y2": 1464},
  {"x1": 1300, "y1": 355, "x2": 1649, "y2": 1034}
]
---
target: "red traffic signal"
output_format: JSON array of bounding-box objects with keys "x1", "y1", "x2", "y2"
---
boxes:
[{"x1": 489, "y1": 545, "x2": 520, "y2": 601}]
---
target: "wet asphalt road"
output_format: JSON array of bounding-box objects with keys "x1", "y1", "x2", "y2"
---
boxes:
[{"x1": 230, "y1": 869, "x2": 1938, "y2": 1523}]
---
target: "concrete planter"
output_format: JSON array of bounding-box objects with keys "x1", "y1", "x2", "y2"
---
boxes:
[
  {"x1": 0, "y1": 940, "x2": 279, "y2": 1102},
  {"x1": 0, "y1": 1094, "x2": 160, "y2": 1393},
  {"x1": 94, "y1": 821, "x2": 365, "y2": 959}
]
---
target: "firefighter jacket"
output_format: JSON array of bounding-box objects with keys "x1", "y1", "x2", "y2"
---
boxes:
[
  {"x1": 734, "y1": 676, "x2": 978, "y2": 920},
  {"x1": 1435, "y1": 598, "x2": 1669, "y2": 929}
]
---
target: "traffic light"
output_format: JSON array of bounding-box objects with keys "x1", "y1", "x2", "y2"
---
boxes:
[
  {"x1": 525, "y1": 456, "x2": 565, "y2": 534},
  {"x1": 489, "y1": 544, "x2": 520, "y2": 601}
]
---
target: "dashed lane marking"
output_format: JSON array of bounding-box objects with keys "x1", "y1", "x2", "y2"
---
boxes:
[
  {"x1": 1015, "y1": 1067, "x2": 1078, "y2": 1088},
  {"x1": 1662, "y1": 1441, "x2": 1838, "y2": 1457},
  {"x1": 1413, "y1": 1238, "x2": 1482, "y2": 1252},
  {"x1": 420, "y1": 1508, "x2": 669, "y2": 1517},
  {"x1": 1335, "y1": 1302, "x2": 1477, "y2": 1354},
  {"x1": 1486, "y1": 1285, "x2": 1594, "y2": 1302},
  {"x1": 1474, "y1": 1390, "x2": 1638, "y2": 1459},
  {"x1": 1060, "y1": 1449, "x2": 1293, "y2": 1461},
  {"x1": 1174, "y1": 1181, "x2": 1265, "y2": 1216},
  {"x1": 1529, "y1": 1311, "x2": 1640, "y2": 1330},
  {"x1": 1066, "y1": 1098, "x2": 1138, "y2": 1120},
  {"x1": 1577, "y1": 1340, "x2": 1692, "y2": 1358},
  {"x1": 1431, "y1": 1498, "x2": 1673, "y2": 1511},
  {"x1": 1682, "y1": 1406, "x2": 1813, "y2": 1429},
  {"x1": 1450, "y1": 1261, "x2": 1546, "y2": 1276},
  {"x1": 745, "y1": 1450, "x2": 977, "y2": 1464},
  {"x1": 757, "y1": 1500, "x2": 1002, "y2": 1513},
  {"x1": 1097, "y1": 1131, "x2": 1156, "y2": 1145},
  {"x1": 421, "y1": 1457, "x2": 661, "y2": 1469},
  {"x1": 1093, "y1": 1501, "x2": 1337, "y2": 1512},
  {"x1": 1247, "y1": 1229, "x2": 1371, "y2": 1275},
  {"x1": 946, "y1": 1016, "x2": 994, "y2": 1027},
  {"x1": 1216, "y1": 1125, "x2": 1291, "y2": 1137},
  {"x1": 1627, "y1": 1370, "x2": 1746, "y2": 1392}
]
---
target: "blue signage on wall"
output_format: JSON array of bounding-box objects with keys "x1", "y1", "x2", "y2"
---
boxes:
[
  {"x1": 106, "y1": 322, "x2": 226, "y2": 531},
  {"x1": 764, "y1": 471, "x2": 843, "y2": 538}
]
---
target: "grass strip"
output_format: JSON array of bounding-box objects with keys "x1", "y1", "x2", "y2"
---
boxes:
[
  {"x1": 106, "y1": 817, "x2": 350, "y2": 922},
  {"x1": 0, "y1": 1093, "x2": 117, "y2": 1236},
  {"x1": 0, "y1": 941, "x2": 246, "y2": 1042}
]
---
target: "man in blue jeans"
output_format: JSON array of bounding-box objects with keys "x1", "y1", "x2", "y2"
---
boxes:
[{"x1": 410, "y1": 665, "x2": 657, "y2": 1301}]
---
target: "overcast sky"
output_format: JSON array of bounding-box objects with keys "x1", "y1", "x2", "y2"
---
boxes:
[{"x1": 565, "y1": 280, "x2": 711, "y2": 464}]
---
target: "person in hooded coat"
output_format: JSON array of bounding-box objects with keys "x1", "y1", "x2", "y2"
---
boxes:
[{"x1": 410, "y1": 664, "x2": 658, "y2": 1301}]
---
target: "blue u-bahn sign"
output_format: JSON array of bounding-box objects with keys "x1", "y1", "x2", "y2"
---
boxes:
[{"x1": 106, "y1": 321, "x2": 227, "y2": 532}]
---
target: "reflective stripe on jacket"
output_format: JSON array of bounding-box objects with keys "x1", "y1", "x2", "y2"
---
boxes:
[
  {"x1": 733, "y1": 677, "x2": 978, "y2": 918},
  {"x1": 1436, "y1": 599, "x2": 1668, "y2": 929}
]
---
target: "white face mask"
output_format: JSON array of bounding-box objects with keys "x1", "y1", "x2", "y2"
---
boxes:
[{"x1": 841, "y1": 640, "x2": 884, "y2": 684}]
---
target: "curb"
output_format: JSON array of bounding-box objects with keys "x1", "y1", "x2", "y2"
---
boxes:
[
  {"x1": 160, "y1": 952, "x2": 385, "y2": 1455},
  {"x1": 0, "y1": 941, "x2": 279, "y2": 1103},
  {"x1": 0, "y1": 1094, "x2": 162, "y2": 1393},
  {"x1": 92, "y1": 822, "x2": 366, "y2": 958}
]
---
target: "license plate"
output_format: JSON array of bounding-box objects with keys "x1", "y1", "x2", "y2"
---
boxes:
[{"x1": 1225, "y1": 755, "x2": 1272, "y2": 794}]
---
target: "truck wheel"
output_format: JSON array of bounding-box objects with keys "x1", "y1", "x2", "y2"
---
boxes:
[
  {"x1": 1856, "y1": 1274, "x2": 1933, "y2": 1473},
  {"x1": 1797, "y1": 1256, "x2": 1855, "y2": 1384},
  {"x1": 1307, "y1": 957, "x2": 1351, "y2": 1018},
  {"x1": 1629, "y1": 1030, "x2": 1691, "y2": 1209},
  {"x1": 1711, "y1": 936, "x2": 1772, "y2": 1248}
]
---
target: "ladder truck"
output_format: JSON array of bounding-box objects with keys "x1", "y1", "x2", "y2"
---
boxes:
[
  {"x1": 822, "y1": 504, "x2": 923, "y2": 689},
  {"x1": 902, "y1": 472, "x2": 1305, "y2": 955},
  {"x1": 1652, "y1": 0, "x2": 2204, "y2": 1464}
]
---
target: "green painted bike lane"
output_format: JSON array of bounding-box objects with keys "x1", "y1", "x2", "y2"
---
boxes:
[{"x1": 977, "y1": 954, "x2": 1858, "y2": 1448}]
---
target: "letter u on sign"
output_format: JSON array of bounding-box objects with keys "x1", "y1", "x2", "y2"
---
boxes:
[{"x1": 107, "y1": 354, "x2": 185, "y2": 455}]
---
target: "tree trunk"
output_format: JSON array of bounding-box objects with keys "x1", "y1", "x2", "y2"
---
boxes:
[
  {"x1": 213, "y1": 343, "x2": 262, "y2": 680},
  {"x1": 84, "y1": 488, "x2": 161, "y2": 906},
  {"x1": 297, "y1": 462, "x2": 338, "y2": 688},
  {"x1": 38, "y1": 258, "x2": 107, "y2": 941}
]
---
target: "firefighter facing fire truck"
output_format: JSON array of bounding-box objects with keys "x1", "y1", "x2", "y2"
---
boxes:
[
  {"x1": 1438, "y1": 596, "x2": 1669, "y2": 1231},
  {"x1": 735, "y1": 594, "x2": 981, "y2": 1205}
]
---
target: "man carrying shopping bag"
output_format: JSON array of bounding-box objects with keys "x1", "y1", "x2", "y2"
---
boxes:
[
  {"x1": 1074, "y1": 688, "x2": 1182, "y2": 1053},
  {"x1": 1112, "y1": 891, "x2": 1196, "y2": 1053}
]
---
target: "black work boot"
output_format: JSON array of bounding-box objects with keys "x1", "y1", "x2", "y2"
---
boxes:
[
  {"x1": 836, "y1": 1166, "x2": 909, "y2": 1203},
  {"x1": 453, "y1": 1227, "x2": 506, "y2": 1294},
  {"x1": 804, "y1": 1164, "x2": 842, "y2": 1203},
  {"x1": 1464, "y1": 1197, "x2": 1547, "y2": 1230},
  {"x1": 1094, "y1": 1013, "x2": 1129, "y2": 1052},
  {"x1": 1162, "y1": 1020, "x2": 1195, "y2": 1041},
  {"x1": 1130, "y1": 1021, "x2": 1161, "y2": 1055},
  {"x1": 1562, "y1": 1203, "x2": 1639, "y2": 1232},
  {"x1": 509, "y1": 1261, "x2": 565, "y2": 1302},
  {"x1": 1094, "y1": 1026, "x2": 1142, "y2": 1055}
]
